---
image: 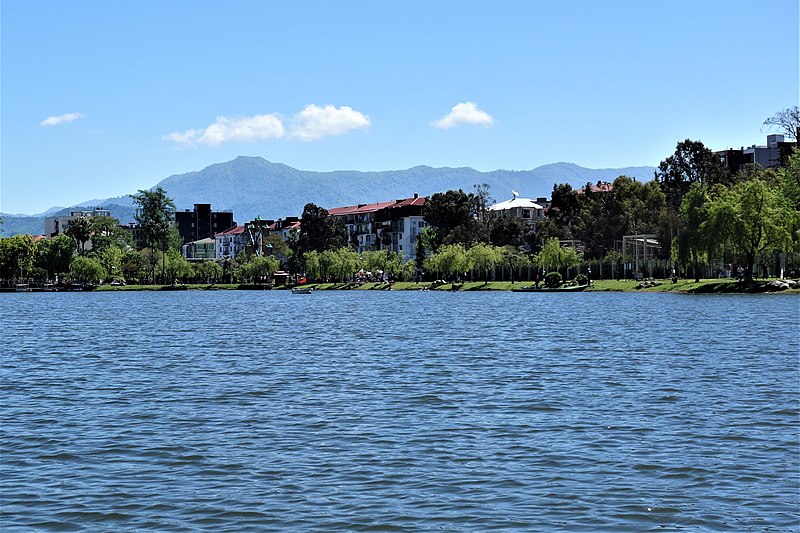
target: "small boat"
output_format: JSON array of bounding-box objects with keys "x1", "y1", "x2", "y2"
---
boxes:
[
  {"x1": 15, "y1": 283, "x2": 30, "y2": 292},
  {"x1": 511, "y1": 284, "x2": 588, "y2": 293},
  {"x1": 291, "y1": 287, "x2": 313, "y2": 294}
]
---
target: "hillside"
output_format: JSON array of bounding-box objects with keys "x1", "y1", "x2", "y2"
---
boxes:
[{"x1": 1, "y1": 158, "x2": 655, "y2": 236}]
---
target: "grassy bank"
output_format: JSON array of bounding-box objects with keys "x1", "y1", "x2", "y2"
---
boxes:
[{"x1": 88, "y1": 279, "x2": 798, "y2": 294}]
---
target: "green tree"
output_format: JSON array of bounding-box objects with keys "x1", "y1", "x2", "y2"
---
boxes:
[
  {"x1": 120, "y1": 249, "x2": 146, "y2": 283},
  {"x1": 427, "y1": 243, "x2": 469, "y2": 280},
  {"x1": 675, "y1": 182, "x2": 710, "y2": 282},
  {"x1": 467, "y1": 243, "x2": 502, "y2": 282},
  {"x1": 334, "y1": 248, "x2": 360, "y2": 282},
  {"x1": 489, "y1": 216, "x2": 528, "y2": 247},
  {"x1": 131, "y1": 187, "x2": 176, "y2": 283},
  {"x1": 163, "y1": 250, "x2": 192, "y2": 284},
  {"x1": 35, "y1": 234, "x2": 75, "y2": 280},
  {"x1": 423, "y1": 189, "x2": 479, "y2": 250},
  {"x1": 69, "y1": 256, "x2": 106, "y2": 284},
  {"x1": 655, "y1": 139, "x2": 730, "y2": 212},
  {"x1": 303, "y1": 250, "x2": 321, "y2": 280},
  {"x1": 194, "y1": 260, "x2": 223, "y2": 283},
  {"x1": 243, "y1": 255, "x2": 280, "y2": 284},
  {"x1": 90, "y1": 215, "x2": 132, "y2": 253},
  {"x1": 95, "y1": 245, "x2": 124, "y2": 282},
  {"x1": 704, "y1": 176, "x2": 796, "y2": 283},
  {"x1": 64, "y1": 216, "x2": 93, "y2": 255},
  {"x1": 0, "y1": 235, "x2": 38, "y2": 281},
  {"x1": 534, "y1": 237, "x2": 580, "y2": 276},
  {"x1": 296, "y1": 203, "x2": 348, "y2": 255}
]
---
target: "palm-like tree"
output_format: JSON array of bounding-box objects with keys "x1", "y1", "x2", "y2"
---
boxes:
[{"x1": 65, "y1": 217, "x2": 93, "y2": 255}]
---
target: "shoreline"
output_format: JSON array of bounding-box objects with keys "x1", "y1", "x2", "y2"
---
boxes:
[{"x1": 5, "y1": 279, "x2": 798, "y2": 294}]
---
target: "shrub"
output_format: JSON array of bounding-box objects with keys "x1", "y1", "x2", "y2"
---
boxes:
[
  {"x1": 574, "y1": 273, "x2": 588, "y2": 286},
  {"x1": 544, "y1": 271, "x2": 562, "y2": 288}
]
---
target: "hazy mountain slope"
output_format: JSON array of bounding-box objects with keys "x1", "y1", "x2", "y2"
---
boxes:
[{"x1": 2, "y1": 158, "x2": 655, "y2": 236}]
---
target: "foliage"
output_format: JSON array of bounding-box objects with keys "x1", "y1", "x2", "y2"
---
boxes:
[
  {"x1": 90, "y1": 215, "x2": 132, "y2": 253},
  {"x1": 675, "y1": 182, "x2": 710, "y2": 282},
  {"x1": 778, "y1": 147, "x2": 800, "y2": 211},
  {"x1": 489, "y1": 216, "x2": 528, "y2": 247},
  {"x1": 64, "y1": 216, "x2": 93, "y2": 255},
  {"x1": 69, "y1": 256, "x2": 106, "y2": 284},
  {"x1": 762, "y1": 106, "x2": 799, "y2": 140},
  {"x1": 544, "y1": 271, "x2": 562, "y2": 288},
  {"x1": 131, "y1": 187, "x2": 176, "y2": 283},
  {"x1": 194, "y1": 260, "x2": 223, "y2": 283},
  {"x1": 163, "y1": 250, "x2": 192, "y2": 284},
  {"x1": 303, "y1": 250, "x2": 321, "y2": 279},
  {"x1": 120, "y1": 250, "x2": 146, "y2": 283},
  {"x1": 703, "y1": 175, "x2": 796, "y2": 282},
  {"x1": 654, "y1": 139, "x2": 730, "y2": 212},
  {"x1": 35, "y1": 234, "x2": 74, "y2": 279},
  {"x1": 296, "y1": 203, "x2": 347, "y2": 255},
  {"x1": 95, "y1": 245, "x2": 124, "y2": 281},
  {"x1": 534, "y1": 238, "x2": 580, "y2": 273},
  {"x1": 425, "y1": 243, "x2": 469, "y2": 280},
  {"x1": 466, "y1": 243, "x2": 502, "y2": 281},
  {"x1": 423, "y1": 189, "x2": 482, "y2": 250},
  {"x1": 0, "y1": 234, "x2": 37, "y2": 280},
  {"x1": 241, "y1": 255, "x2": 280, "y2": 283},
  {"x1": 574, "y1": 273, "x2": 588, "y2": 285}
]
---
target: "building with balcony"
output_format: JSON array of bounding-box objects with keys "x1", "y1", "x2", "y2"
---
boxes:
[{"x1": 174, "y1": 203, "x2": 236, "y2": 245}]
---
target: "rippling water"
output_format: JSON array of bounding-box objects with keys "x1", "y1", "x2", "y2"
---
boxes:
[{"x1": 1, "y1": 291, "x2": 798, "y2": 531}]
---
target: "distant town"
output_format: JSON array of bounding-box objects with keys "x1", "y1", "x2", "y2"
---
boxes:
[{"x1": 1, "y1": 123, "x2": 799, "y2": 292}]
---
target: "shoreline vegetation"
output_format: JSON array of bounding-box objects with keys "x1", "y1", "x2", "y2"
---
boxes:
[{"x1": 6, "y1": 278, "x2": 793, "y2": 294}]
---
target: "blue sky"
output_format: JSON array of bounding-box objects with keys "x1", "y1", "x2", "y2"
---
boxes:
[{"x1": 2, "y1": 0, "x2": 798, "y2": 215}]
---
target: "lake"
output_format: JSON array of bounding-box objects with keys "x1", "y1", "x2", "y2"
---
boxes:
[{"x1": 1, "y1": 290, "x2": 798, "y2": 531}]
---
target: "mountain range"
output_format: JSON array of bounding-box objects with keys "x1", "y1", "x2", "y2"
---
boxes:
[{"x1": 1, "y1": 157, "x2": 655, "y2": 237}]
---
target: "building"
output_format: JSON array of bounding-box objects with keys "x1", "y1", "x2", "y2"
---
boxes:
[
  {"x1": 181, "y1": 238, "x2": 216, "y2": 260},
  {"x1": 44, "y1": 207, "x2": 112, "y2": 252},
  {"x1": 269, "y1": 217, "x2": 300, "y2": 243},
  {"x1": 214, "y1": 225, "x2": 247, "y2": 259},
  {"x1": 488, "y1": 192, "x2": 546, "y2": 226},
  {"x1": 329, "y1": 194, "x2": 426, "y2": 260},
  {"x1": 717, "y1": 134, "x2": 798, "y2": 173},
  {"x1": 174, "y1": 203, "x2": 236, "y2": 245}
]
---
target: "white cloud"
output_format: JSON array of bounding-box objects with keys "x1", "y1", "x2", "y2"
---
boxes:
[
  {"x1": 289, "y1": 104, "x2": 370, "y2": 141},
  {"x1": 432, "y1": 102, "x2": 494, "y2": 129},
  {"x1": 40, "y1": 112, "x2": 84, "y2": 127},
  {"x1": 162, "y1": 114, "x2": 285, "y2": 147}
]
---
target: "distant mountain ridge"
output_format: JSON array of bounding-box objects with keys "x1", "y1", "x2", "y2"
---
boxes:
[{"x1": 1, "y1": 157, "x2": 655, "y2": 237}]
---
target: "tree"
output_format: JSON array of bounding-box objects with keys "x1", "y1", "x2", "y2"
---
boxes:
[
  {"x1": 534, "y1": 237, "x2": 580, "y2": 276},
  {"x1": 303, "y1": 250, "x2": 321, "y2": 280},
  {"x1": 35, "y1": 235, "x2": 74, "y2": 280},
  {"x1": 423, "y1": 189, "x2": 478, "y2": 250},
  {"x1": 655, "y1": 139, "x2": 730, "y2": 212},
  {"x1": 95, "y1": 245, "x2": 124, "y2": 282},
  {"x1": 69, "y1": 256, "x2": 106, "y2": 284},
  {"x1": 704, "y1": 176, "x2": 796, "y2": 283},
  {"x1": 675, "y1": 183, "x2": 710, "y2": 282},
  {"x1": 120, "y1": 250, "x2": 146, "y2": 283},
  {"x1": 296, "y1": 203, "x2": 348, "y2": 255},
  {"x1": 241, "y1": 255, "x2": 279, "y2": 284},
  {"x1": 90, "y1": 215, "x2": 132, "y2": 253},
  {"x1": 194, "y1": 260, "x2": 223, "y2": 284},
  {"x1": 426, "y1": 243, "x2": 469, "y2": 280},
  {"x1": 131, "y1": 187, "x2": 176, "y2": 283},
  {"x1": 762, "y1": 106, "x2": 799, "y2": 141},
  {"x1": 64, "y1": 216, "x2": 93, "y2": 255},
  {"x1": 466, "y1": 243, "x2": 502, "y2": 282},
  {"x1": 489, "y1": 216, "x2": 528, "y2": 247},
  {"x1": 0, "y1": 235, "x2": 37, "y2": 281}
]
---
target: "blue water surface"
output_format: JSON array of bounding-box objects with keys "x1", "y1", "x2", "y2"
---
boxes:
[{"x1": 1, "y1": 290, "x2": 798, "y2": 531}]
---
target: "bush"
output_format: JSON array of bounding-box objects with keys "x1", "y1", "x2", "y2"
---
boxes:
[
  {"x1": 544, "y1": 271, "x2": 562, "y2": 288},
  {"x1": 574, "y1": 273, "x2": 588, "y2": 286}
]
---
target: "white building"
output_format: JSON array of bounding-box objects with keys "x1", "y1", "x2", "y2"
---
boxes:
[
  {"x1": 44, "y1": 207, "x2": 112, "y2": 252},
  {"x1": 488, "y1": 192, "x2": 545, "y2": 226},
  {"x1": 215, "y1": 225, "x2": 246, "y2": 259}
]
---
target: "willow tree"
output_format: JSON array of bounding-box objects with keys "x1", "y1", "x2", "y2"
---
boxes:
[
  {"x1": 534, "y1": 238, "x2": 580, "y2": 277},
  {"x1": 704, "y1": 176, "x2": 796, "y2": 282},
  {"x1": 131, "y1": 187, "x2": 176, "y2": 283}
]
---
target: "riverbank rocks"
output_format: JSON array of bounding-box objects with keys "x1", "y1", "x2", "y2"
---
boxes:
[{"x1": 764, "y1": 280, "x2": 796, "y2": 292}]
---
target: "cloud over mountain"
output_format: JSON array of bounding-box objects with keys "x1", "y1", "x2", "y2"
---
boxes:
[
  {"x1": 432, "y1": 102, "x2": 494, "y2": 129},
  {"x1": 40, "y1": 112, "x2": 84, "y2": 127},
  {"x1": 289, "y1": 104, "x2": 370, "y2": 141},
  {"x1": 162, "y1": 114, "x2": 285, "y2": 147}
]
